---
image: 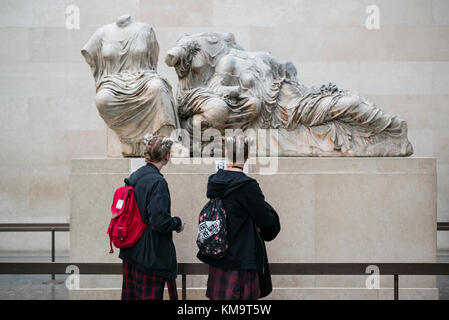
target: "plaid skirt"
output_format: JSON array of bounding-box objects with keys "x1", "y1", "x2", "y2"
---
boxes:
[
  {"x1": 206, "y1": 266, "x2": 261, "y2": 300},
  {"x1": 121, "y1": 260, "x2": 178, "y2": 300}
]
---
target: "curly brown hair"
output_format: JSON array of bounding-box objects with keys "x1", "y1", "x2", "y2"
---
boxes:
[{"x1": 143, "y1": 135, "x2": 174, "y2": 163}]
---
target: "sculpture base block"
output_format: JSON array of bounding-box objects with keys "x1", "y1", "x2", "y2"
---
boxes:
[{"x1": 70, "y1": 157, "x2": 437, "y2": 299}]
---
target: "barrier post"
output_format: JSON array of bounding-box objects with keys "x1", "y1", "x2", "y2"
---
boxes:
[
  {"x1": 394, "y1": 274, "x2": 399, "y2": 300},
  {"x1": 51, "y1": 227, "x2": 55, "y2": 280},
  {"x1": 182, "y1": 271, "x2": 187, "y2": 300}
]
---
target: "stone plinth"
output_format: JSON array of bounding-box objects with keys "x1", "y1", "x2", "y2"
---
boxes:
[{"x1": 70, "y1": 157, "x2": 438, "y2": 299}]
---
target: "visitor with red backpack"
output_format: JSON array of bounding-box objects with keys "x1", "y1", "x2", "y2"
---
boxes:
[
  {"x1": 196, "y1": 136, "x2": 281, "y2": 300},
  {"x1": 114, "y1": 135, "x2": 185, "y2": 300}
]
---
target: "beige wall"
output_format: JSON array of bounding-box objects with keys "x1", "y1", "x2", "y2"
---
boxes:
[{"x1": 0, "y1": 0, "x2": 448, "y2": 252}]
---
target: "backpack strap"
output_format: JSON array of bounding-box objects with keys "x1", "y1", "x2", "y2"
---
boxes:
[
  {"x1": 109, "y1": 226, "x2": 114, "y2": 254},
  {"x1": 124, "y1": 170, "x2": 154, "y2": 187},
  {"x1": 123, "y1": 170, "x2": 158, "y2": 225}
]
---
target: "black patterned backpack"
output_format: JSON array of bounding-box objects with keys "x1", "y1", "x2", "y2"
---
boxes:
[{"x1": 196, "y1": 198, "x2": 228, "y2": 259}]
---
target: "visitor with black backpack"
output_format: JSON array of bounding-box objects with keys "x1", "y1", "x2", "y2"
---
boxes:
[
  {"x1": 118, "y1": 135, "x2": 185, "y2": 300},
  {"x1": 196, "y1": 136, "x2": 281, "y2": 300}
]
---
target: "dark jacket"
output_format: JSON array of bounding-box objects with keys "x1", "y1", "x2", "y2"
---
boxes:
[
  {"x1": 197, "y1": 169, "x2": 281, "y2": 274},
  {"x1": 119, "y1": 163, "x2": 181, "y2": 279}
]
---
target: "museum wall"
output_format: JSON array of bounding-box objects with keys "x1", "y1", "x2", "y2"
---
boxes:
[{"x1": 0, "y1": 0, "x2": 448, "y2": 254}]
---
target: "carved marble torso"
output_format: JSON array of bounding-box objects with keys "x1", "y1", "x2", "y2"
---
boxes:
[
  {"x1": 83, "y1": 20, "x2": 159, "y2": 86},
  {"x1": 82, "y1": 16, "x2": 179, "y2": 156}
]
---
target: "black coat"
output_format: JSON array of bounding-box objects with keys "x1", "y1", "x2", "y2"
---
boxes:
[
  {"x1": 119, "y1": 163, "x2": 180, "y2": 279},
  {"x1": 197, "y1": 169, "x2": 281, "y2": 277}
]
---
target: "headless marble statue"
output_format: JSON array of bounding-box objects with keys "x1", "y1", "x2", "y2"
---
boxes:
[
  {"x1": 165, "y1": 32, "x2": 413, "y2": 157},
  {"x1": 82, "y1": 15, "x2": 179, "y2": 156}
]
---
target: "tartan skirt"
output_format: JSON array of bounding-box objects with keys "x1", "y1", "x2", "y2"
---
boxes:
[
  {"x1": 206, "y1": 266, "x2": 261, "y2": 300},
  {"x1": 121, "y1": 260, "x2": 178, "y2": 300}
]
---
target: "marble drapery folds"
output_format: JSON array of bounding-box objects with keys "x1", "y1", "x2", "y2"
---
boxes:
[
  {"x1": 82, "y1": 16, "x2": 179, "y2": 156},
  {"x1": 165, "y1": 32, "x2": 413, "y2": 157}
]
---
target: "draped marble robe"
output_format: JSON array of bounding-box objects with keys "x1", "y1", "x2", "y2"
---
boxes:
[
  {"x1": 166, "y1": 32, "x2": 413, "y2": 157},
  {"x1": 82, "y1": 17, "x2": 179, "y2": 156}
]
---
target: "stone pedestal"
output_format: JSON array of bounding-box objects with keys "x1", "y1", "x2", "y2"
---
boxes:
[{"x1": 69, "y1": 157, "x2": 438, "y2": 299}]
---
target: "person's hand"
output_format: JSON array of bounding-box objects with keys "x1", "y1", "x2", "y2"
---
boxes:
[{"x1": 176, "y1": 218, "x2": 186, "y2": 233}]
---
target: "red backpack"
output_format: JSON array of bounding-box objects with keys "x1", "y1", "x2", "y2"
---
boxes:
[{"x1": 107, "y1": 183, "x2": 147, "y2": 254}]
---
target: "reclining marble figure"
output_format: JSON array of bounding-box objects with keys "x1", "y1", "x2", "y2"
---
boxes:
[
  {"x1": 82, "y1": 15, "x2": 179, "y2": 157},
  {"x1": 165, "y1": 32, "x2": 413, "y2": 157}
]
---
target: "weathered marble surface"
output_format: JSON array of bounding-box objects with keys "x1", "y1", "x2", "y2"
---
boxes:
[
  {"x1": 165, "y1": 32, "x2": 414, "y2": 157},
  {"x1": 82, "y1": 15, "x2": 179, "y2": 156}
]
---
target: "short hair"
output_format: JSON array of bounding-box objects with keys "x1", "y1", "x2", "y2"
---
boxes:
[
  {"x1": 225, "y1": 135, "x2": 250, "y2": 163},
  {"x1": 143, "y1": 134, "x2": 174, "y2": 163}
]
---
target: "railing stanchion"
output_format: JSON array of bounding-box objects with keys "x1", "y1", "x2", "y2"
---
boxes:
[
  {"x1": 182, "y1": 270, "x2": 187, "y2": 300},
  {"x1": 394, "y1": 274, "x2": 399, "y2": 300},
  {"x1": 51, "y1": 227, "x2": 56, "y2": 280},
  {"x1": 42, "y1": 227, "x2": 64, "y2": 285}
]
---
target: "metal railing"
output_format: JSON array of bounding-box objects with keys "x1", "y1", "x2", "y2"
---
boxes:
[
  {"x1": 0, "y1": 224, "x2": 70, "y2": 260},
  {"x1": 0, "y1": 222, "x2": 448, "y2": 299},
  {"x1": 1, "y1": 223, "x2": 447, "y2": 231},
  {"x1": 0, "y1": 224, "x2": 70, "y2": 232},
  {"x1": 0, "y1": 223, "x2": 70, "y2": 282},
  {"x1": 438, "y1": 222, "x2": 449, "y2": 231},
  {"x1": 0, "y1": 262, "x2": 448, "y2": 300}
]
